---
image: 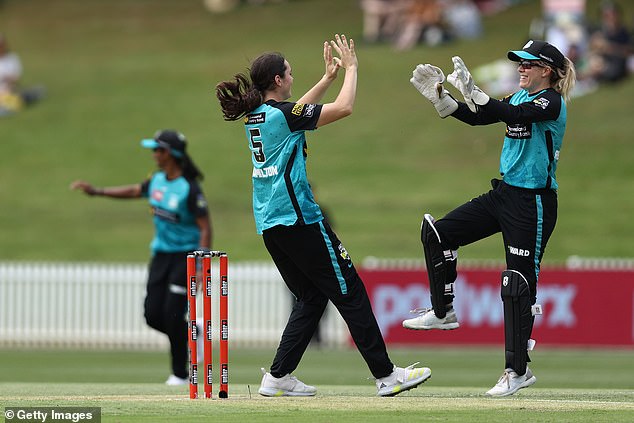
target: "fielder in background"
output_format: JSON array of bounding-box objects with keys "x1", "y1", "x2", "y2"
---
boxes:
[
  {"x1": 403, "y1": 40, "x2": 576, "y2": 396},
  {"x1": 216, "y1": 34, "x2": 431, "y2": 397},
  {"x1": 71, "y1": 130, "x2": 212, "y2": 386}
]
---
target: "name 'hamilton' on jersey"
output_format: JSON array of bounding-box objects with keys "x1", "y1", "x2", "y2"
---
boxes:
[{"x1": 244, "y1": 99, "x2": 324, "y2": 234}]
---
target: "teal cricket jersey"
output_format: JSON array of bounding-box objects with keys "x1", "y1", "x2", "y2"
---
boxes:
[
  {"x1": 453, "y1": 87, "x2": 566, "y2": 190},
  {"x1": 140, "y1": 171, "x2": 208, "y2": 253},
  {"x1": 244, "y1": 100, "x2": 324, "y2": 234},
  {"x1": 500, "y1": 88, "x2": 566, "y2": 190}
]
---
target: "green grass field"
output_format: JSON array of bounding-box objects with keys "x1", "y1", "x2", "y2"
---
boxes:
[
  {"x1": 1, "y1": 1, "x2": 633, "y2": 420},
  {"x1": 1, "y1": 0, "x2": 634, "y2": 263},
  {"x1": 1, "y1": 348, "x2": 633, "y2": 422}
]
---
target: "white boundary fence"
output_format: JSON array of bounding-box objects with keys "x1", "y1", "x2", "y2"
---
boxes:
[
  {"x1": 3, "y1": 257, "x2": 630, "y2": 350},
  {"x1": 0, "y1": 261, "x2": 348, "y2": 349}
]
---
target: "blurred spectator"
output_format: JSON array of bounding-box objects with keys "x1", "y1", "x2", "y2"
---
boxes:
[
  {"x1": 394, "y1": 0, "x2": 447, "y2": 50},
  {"x1": 203, "y1": 0, "x2": 240, "y2": 13},
  {"x1": 535, "y1": 0, "x2": 595, "y2": 95},
  {"x1": 361, "y1": 0, "x2": 482, "y2": 51},
  {"x1": 0, "y1": 33, "x2": 24, "y2": 116},
  {"x1": 586, "y1": 0, "x2": 632, "y2": 83},
  {"x1": 0, "y1": 33, "x2": 44, "y2": 116},
  {"x1": 543, "y1": 0, "x2": 588, "y2": 57},
  {"x1": 443, "y1": 0, "x2": 483, "y2": 41},
  {"x1": 359, "y1": 0, "x2": 411, "y2": 44}
]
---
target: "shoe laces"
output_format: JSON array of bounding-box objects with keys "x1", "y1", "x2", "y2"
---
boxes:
[
  {"x1": 372, "y1": 362, "x2": 422, "y2": 383},
  {"x1": 496, "y1": 371, "x2": 511, "y2": 388},
  {"x1": 397, "y1": 363, "x2": 423, "y2": 383},
  {"x1": 409, "y1": 307, "x2": 454, "y2": 315},
  {"x1": 409, "y1": 307, "x2": 432, "y2": 314}
]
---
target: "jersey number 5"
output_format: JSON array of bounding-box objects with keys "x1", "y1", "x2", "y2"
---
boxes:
[{"x1": 249, "y1": 128, "x2": 266, "y2": 163}]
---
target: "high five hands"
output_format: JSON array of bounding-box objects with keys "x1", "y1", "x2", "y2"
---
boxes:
[
  {"x1": 324, "y1": 34, "x2": 356, "y2": 80},
  {"x1": 410, "y1": 56, "x2": 490, "y2": 117}
]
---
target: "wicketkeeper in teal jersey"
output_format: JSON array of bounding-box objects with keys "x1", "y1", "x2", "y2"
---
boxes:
[{"x1": 404, "y1": 40, "x2": 577, "y2": 396}]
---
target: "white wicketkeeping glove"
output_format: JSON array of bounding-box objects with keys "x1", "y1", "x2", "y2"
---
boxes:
[
  {"x1": 446, "y1": 56, "x2": 489, "y2": 112},
  {"x1": 410, "y1": 64, "x2": 458, "y2": 118}
]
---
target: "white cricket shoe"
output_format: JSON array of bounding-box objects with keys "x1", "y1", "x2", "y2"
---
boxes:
[
  {"x1": 485, "y1": 367, "x2": 536, "y2": 397},
  {"x1": 258, "y1": 368, "x2": 317, "y2": 397},
  {"x1": 165, "y1": 374, "x2": 188, "y2": 386},
  {"x1": 402, "y1": 307, "x2": 459, "y2": 330},
  {"x1": 375, "y1": 363, "x2": 432, "y2": 397}
]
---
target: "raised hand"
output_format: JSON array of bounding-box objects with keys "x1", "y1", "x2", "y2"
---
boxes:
[
  {"x1": 410, "y1": 64, "x2": 457, "y2": 118},
  {"x1": 330, "y1": 34, "x2": 357, "y2": 71},
  {"x1": 447, "y1": 56, "x2": 489, "y2": 112},
  {"x1": 323, "y1": 40, "x2": 341, "y2": 80}
]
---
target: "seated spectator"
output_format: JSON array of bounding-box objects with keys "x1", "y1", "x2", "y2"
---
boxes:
[
  {"x1": 394, "y1": 0, "x2": 447, "y2": 50},
  {"x1": 0, "y1": 33, "x2": 44, "y2": 116},
  {"x1": 360, "y1": 0, "x2": 411, "y2": 44},
  {"x1": 586, "y1": 0, "x2": 632, "y2": 83}
]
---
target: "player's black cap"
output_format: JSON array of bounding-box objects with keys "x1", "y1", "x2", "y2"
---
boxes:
[
  {"x1": 141, "y1": 130, "x2": 186, "y2": 158},
  {"x1": 507, "y1": 40, "x2": 565, "y2": 70}
]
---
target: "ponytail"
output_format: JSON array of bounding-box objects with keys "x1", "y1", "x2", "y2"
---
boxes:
[
  {"x1": 216, "y1": 74, "x2": 263, "y2": 121},
  {"x1": 180, "y1": 153, "x2": 204, "y2": 181},
  {"x1": 552, "y1": 57, "x2": 577, "y2": 104},
  {"x1": 216, "y1": 52, "x2": 287, "y2": 121}
]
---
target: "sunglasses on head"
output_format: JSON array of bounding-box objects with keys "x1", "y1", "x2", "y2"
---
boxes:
[{"x1": 518, "y1": 60, "x2": 545, "y2": 69}]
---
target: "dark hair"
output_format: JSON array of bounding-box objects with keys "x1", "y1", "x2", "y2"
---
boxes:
[
  {"x1": 216, "y1": 52, "x2": 286, "y2": 121},
  {"x1": 179, "y1": 153, "x2": 204, "y2": 181}
]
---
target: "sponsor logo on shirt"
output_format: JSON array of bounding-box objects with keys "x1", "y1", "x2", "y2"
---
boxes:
[
  {"x1": 533, "y1": 97, "x2": 550, "y2": 110},
  {"x1": 167, "y1": 195, "x2": 179, "y2": 210},
  {"x1": 304, "y1": 103, "x2": 316, "y2": 117},
  {"x1": 292, "y1": 103, "x2": 305, "y2": 116},
  {"x1": 151, "y1": 206, "x2": 180, "y2": 223},
  {"x1": 506, "y1": 124, "x2": 532, "y2": 139},
  {"x1": 245, "y1": 112, "x2": 266, "y2": 124},
  {"x1": 196, "y1": 194, "x2": 208, "y2": 210},
  {"x1": 151, "y1": 189, "x2": 164, "y2": 202}
]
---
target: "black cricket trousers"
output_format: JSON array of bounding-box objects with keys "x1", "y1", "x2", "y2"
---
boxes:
[
  {"x1": 263, "y1": 220, "x2": 394, "y2": 379},
  {"x1": 144, "y1": 251, "x2": 189, "y2": 379}
]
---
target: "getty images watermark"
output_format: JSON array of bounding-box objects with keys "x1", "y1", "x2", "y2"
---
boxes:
[{"x1": 4, "y1": 407, "x2": 101, "y2": 423}]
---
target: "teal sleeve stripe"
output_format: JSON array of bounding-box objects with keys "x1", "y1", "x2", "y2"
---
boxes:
[
  {"x1": 534, "y1": 195, "x2": 544, "y2": 280},
  {"x1": 319, "y1": 221, "x2": 347, "y2": 295}
]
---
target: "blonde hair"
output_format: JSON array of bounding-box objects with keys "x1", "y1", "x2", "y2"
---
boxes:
[{"x1": 552, "y1": 57, "x2": 576, "y2": 103}]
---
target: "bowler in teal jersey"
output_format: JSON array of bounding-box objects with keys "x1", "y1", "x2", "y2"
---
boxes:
[{"x1": 217, "y1": 34, "x2": 431, "y2": 397}]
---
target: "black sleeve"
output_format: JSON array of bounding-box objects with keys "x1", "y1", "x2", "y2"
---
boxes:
[
  {"x1": 186, "y1": 180, "x2": 209, "y2": 218},
  {"x1": 276, "y1": 101, "x2": 323, "y2": 132},
  {"x1": 140, "y1": 178, "x2": 151, "y2": 197},
  {"x1": 480, "y1": 89, "x2": 562, "y2": 125},
  {"x1": 450, "y1": 101, "x2": 501, "y2": 126}
]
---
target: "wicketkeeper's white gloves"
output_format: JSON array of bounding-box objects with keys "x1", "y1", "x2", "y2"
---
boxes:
[
  {"x1": 447, "y1": 56, "x2": 489, "y2": 112},
  {"x1": 410, "y1": 64, "x2": 458, "y2": 118}
]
